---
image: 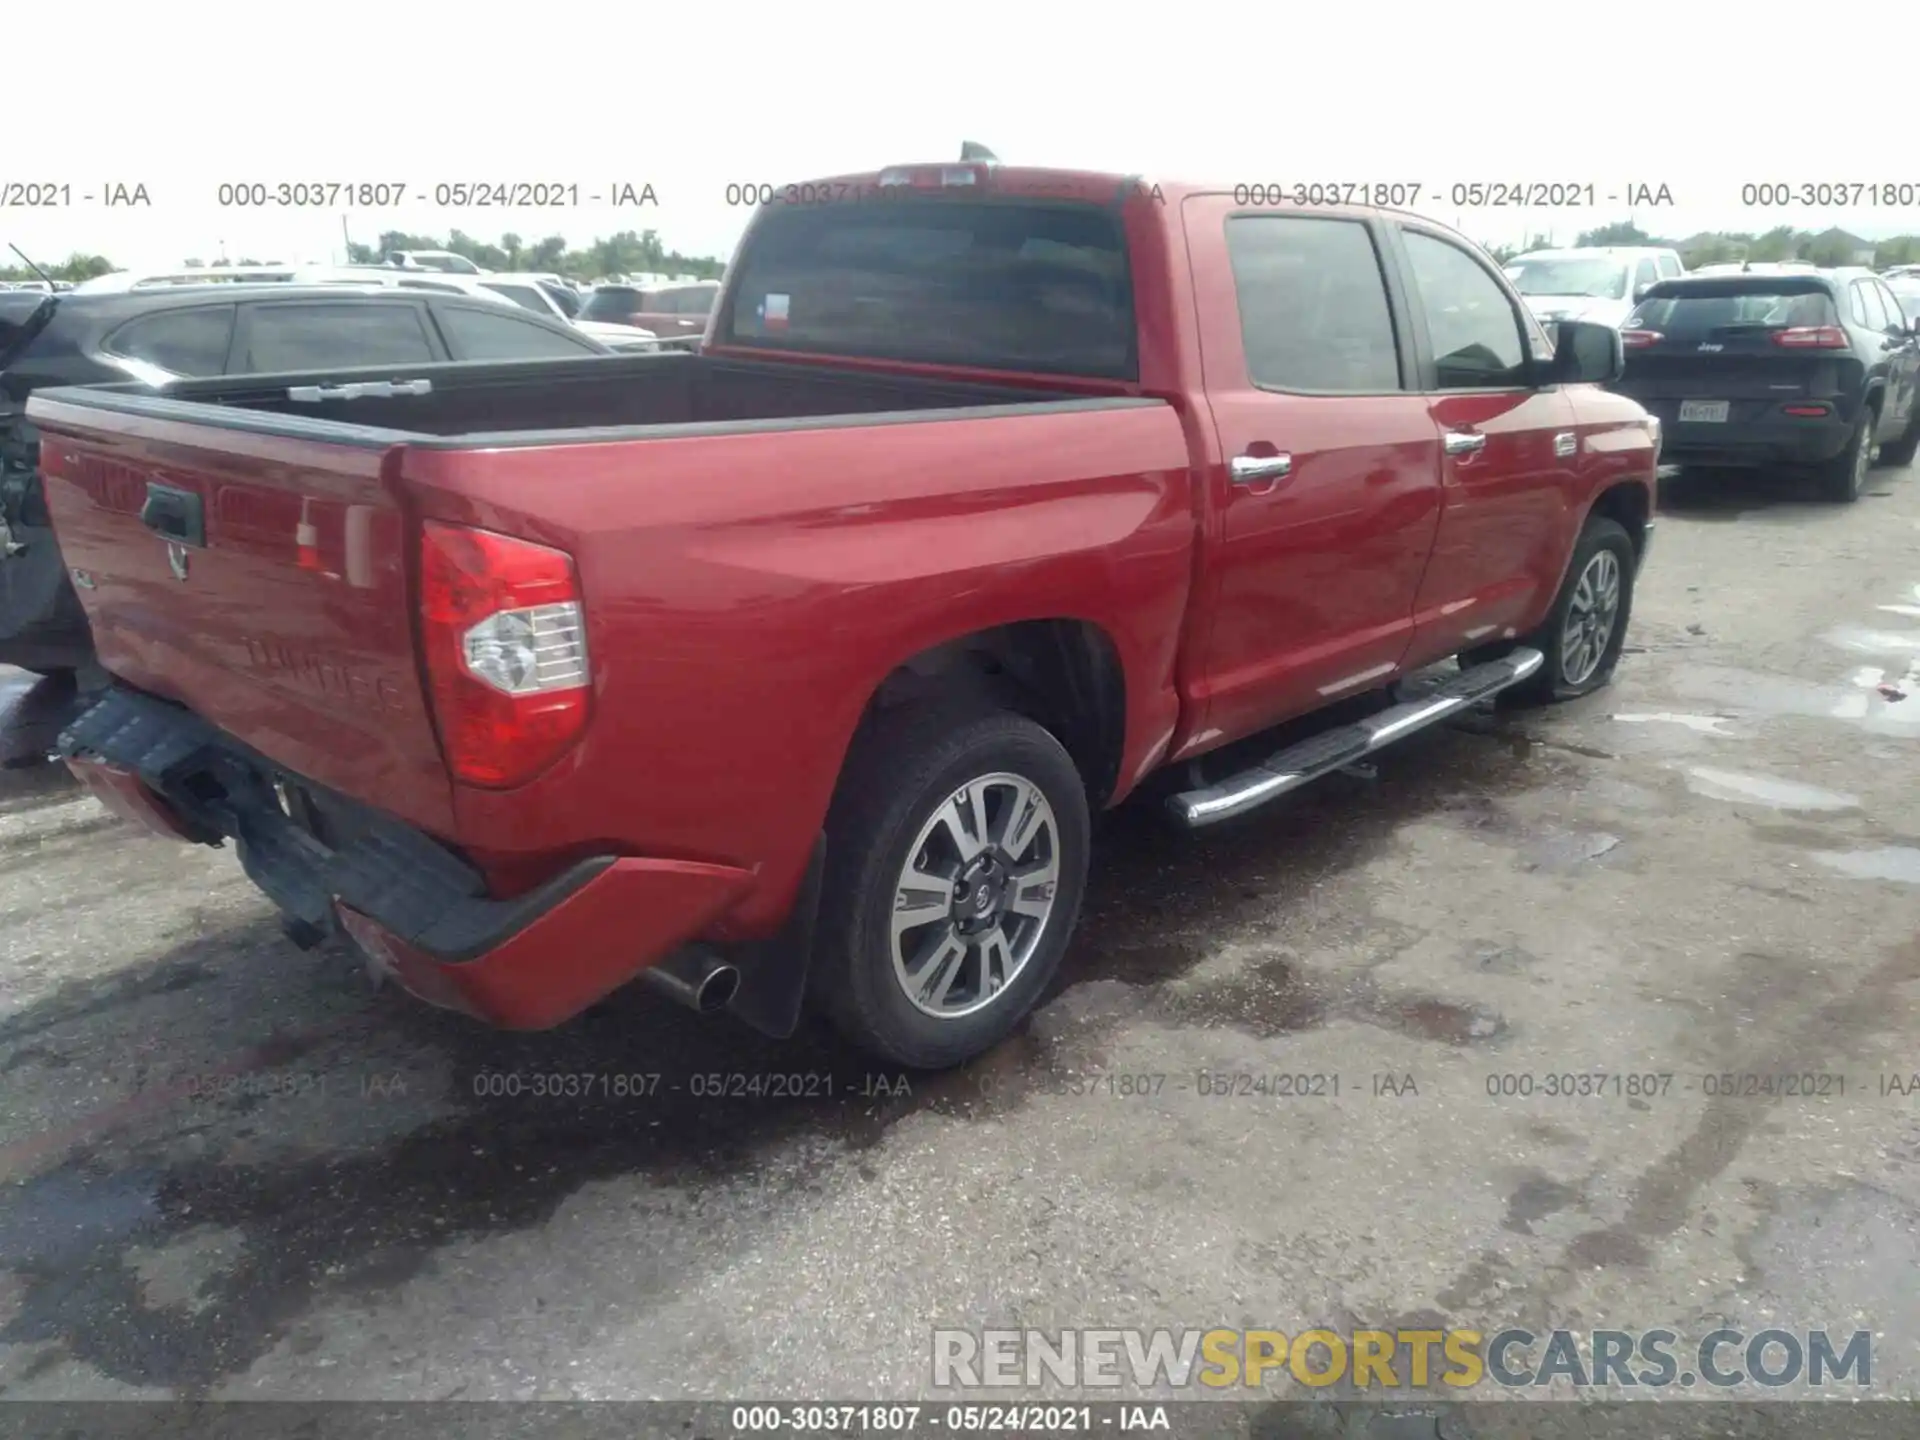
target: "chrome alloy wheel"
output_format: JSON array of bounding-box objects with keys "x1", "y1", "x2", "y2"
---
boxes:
[
  {"x1": 889, "y1": 772, "x2": 1061, "y2": 1019},
  {"x1": 1560, "y1": 548, "x2": 1622, "y2": 687}
]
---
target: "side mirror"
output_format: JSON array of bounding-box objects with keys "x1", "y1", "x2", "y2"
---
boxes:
[{"x1": 1550, "y1": 318, "x2": 1625, "y2": 385}]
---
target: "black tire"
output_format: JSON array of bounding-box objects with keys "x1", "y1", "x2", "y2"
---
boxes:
[
  {"x1": 1817, "y1": 407, "x2": 1874, "y2": 502},
  {"x1": 811, "y1": 705, "x2": 1092, "y2": 1069},
  {"x1": 1876, "y1": 405, "x2": 1920, "y2": 469},
  {"x1": 1465, "y1": 515, "x2": 1636, "y2": 704}
]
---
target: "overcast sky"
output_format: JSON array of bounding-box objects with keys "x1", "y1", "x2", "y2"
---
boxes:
[{"x1": 10, "y1": 4, "x2": 1919, "y2": 273}]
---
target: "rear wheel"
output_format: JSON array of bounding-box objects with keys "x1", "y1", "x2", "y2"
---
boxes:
[
  {"x1": 812, "y1": 706, "x2": 1091, "y2": 1069},
  {"x1": 1817, "y1": 408, "x2": 1874, "y2": 502},
  {"x1": 1465, "y1": 515, "x2": 1636, "y2": 703}
]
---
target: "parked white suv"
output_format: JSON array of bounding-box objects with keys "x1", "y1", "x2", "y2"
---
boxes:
[
  {"x1": 1502, "y1": 247, "x2": 1686, "y2": 330},
  {"x1": 463, "y1": 272, "x2": 665, "y2": 349}
]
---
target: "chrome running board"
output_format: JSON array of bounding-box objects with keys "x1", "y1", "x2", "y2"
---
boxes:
[{"x1": 1167, "y1": 648, "x2": 1545, "y2": 828}]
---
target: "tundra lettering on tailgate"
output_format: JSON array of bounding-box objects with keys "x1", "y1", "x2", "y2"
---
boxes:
[{"x1": 239, "y1": 636, "x2": 409, "y2": 714}]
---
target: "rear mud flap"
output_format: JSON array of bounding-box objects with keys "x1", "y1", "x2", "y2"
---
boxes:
[{"x1": 722, "y1": 834, "x2": 825, "y2": 1040}]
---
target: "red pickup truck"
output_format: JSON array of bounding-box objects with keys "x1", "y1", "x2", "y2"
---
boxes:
[{"x1": 28, "y1": 160, "x2": 1658, "y2": 1068}]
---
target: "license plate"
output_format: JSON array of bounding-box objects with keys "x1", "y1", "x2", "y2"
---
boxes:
[{"x1": 1679, "y1": 400, "x2": 1729, "y2": 423}]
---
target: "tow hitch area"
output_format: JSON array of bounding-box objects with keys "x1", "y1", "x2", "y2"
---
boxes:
[{"x1": 1167, "y1": 649, "x2": 1545, "y2": 828}]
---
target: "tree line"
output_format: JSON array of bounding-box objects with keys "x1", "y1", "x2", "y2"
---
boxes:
[
  {"x1": 1488, "y1": 222, "x2": 1920, "y2": 268},
  {"x1": 0, "y1": 228, "x2": 726, "y2": 284},
  {"x1": 11, "y1": 221, "x2": 1920, "y2": 286}
]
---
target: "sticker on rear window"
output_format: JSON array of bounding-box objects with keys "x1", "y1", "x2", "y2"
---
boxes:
[{"x1": 762, "y1": 293, "x2": 790, "y2": 333}]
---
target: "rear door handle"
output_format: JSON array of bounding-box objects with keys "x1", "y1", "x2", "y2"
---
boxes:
[
  {"x1": 1230, "y1": 453, "x2": 1293, "y2": 485},
  {"x1": 1443, "y1": 431, "x2": 1487, "y2": 457}
]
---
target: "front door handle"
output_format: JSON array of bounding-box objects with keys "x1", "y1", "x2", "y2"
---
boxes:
[
  {"x1": 1443, "y1": 431, "x2": 1487, "y2": 457},
  {"x1": 1230, "y1": 453, "x2": 1293, "y2": 485}
]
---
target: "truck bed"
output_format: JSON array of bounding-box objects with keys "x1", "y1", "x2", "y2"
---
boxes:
[
  {"x1": 26, "y1": 348, "x2": 1177, "y2": 855},
  {"x1": 37, "y1": 351, "x2": 1099, "y2": 445}
]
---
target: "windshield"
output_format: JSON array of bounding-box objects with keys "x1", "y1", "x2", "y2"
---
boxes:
[
  {"x1": 720, "y1": 197, "x2": 1135, "y2": 379},
  {"x1": 539, "y1": 281, "x2": 582, "y2": 318},
  {"x1": 481, "y1": 282, "x2": 551, "y2": 316},
  {"x1": 1505, "y1": 258, "x2": 1630, "y2": 300}
]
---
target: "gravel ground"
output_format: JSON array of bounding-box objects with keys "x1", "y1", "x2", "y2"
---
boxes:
[{"x1": 2, "y1": 459, "x2": 1919, "y2": 1434}]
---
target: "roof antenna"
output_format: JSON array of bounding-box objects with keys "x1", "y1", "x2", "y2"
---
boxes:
[
  {"x1": 960, "y1": 141, "x2": 999, "y2": 163},
  {"x1": 7, "y1": 243, "x2": 55, "y2": 285}
]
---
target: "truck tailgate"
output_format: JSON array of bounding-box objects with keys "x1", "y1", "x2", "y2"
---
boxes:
[{"x1": 29, "y1": 395, "x2": 456, "y2": 837}]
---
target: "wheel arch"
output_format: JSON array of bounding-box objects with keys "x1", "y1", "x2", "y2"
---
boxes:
[{"x1": 845, "y1": 618, "x2": 1130, "y2": 811}]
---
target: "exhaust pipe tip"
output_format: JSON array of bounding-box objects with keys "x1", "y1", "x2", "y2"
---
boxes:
[
  {"x1": 640, "y1": 950, "x2": 740, "y2": 1015},
  {"x1": 695, "y1": 965, "x2": 740, "y2": 1013}
]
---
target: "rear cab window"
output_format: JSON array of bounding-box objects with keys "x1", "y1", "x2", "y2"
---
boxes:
[
  {"x1": 1628, "y1": 278, "x2": 1841, "y2": 335},
  {"x1": 718, "y1": 199, "x2": 1136, "y2": 379}
]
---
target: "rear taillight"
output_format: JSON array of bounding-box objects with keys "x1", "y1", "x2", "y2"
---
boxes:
[
  {"x1": 1772, "y1": 326, "x2": 1849, "y2": 349},
  {"x1": 1621, "y1": 329, "x2": 1662, "y2": 349},
  {"x1": 420, "y1": 521, "x2": 591, "y2": 789}
]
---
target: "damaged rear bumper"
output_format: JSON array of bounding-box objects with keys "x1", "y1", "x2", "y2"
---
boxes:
[{"x1": 58, "y1": 685, "x2": 759, "y2": 1030}]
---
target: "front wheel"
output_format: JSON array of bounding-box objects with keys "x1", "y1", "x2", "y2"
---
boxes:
[{"x1": 812, "y1": 706, "x2": 1092, "y2": 1068}]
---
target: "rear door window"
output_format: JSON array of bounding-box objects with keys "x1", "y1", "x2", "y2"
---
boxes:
[
  {"x1": 721, "y1": 198, "x2": 1136, "y2": 379},
  {"x1": 1874, "y1": 281, "x2": 1913, "y2": 330},
  {"x1": 103, "y1": 305, "x2": 237, "y2": 376},
  {"x1": 1859, "y1": 282, "x2": 1896, "y2": 331},
  {"x1": 1223, "y1": 215, "x2": 1401, "y2": 392},
  {"x1": 1848, "y1": 282, "x2": 1882, "y2": 329},
  {"x1": 1634, "y1": 259, "x2": 1658, "y2": 293},
  {"x1": 239, "y1": 302, "x2": 438, "y2": 371}
]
